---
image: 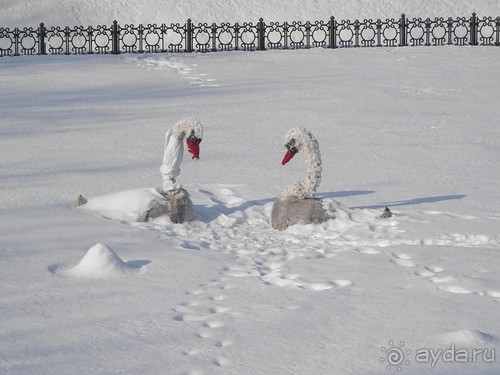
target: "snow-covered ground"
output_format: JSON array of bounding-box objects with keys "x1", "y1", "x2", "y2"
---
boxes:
[
  {"x1": 2, "y1": 0, "x2": 500, "y2": 27},
  {"x1": 1, "y1": 1, "x2": 500, "y2": 375}
]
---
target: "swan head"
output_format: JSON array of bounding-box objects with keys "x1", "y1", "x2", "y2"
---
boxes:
[
  {"x1": 186, "y1": 130, "x2": 202, "y2": 160},
  {"x1": 281, "y1": 127, "x2": 311, "y2": 165},
  {"x1": 173, "y1": 118, "x2": 203, "y2": 160}
]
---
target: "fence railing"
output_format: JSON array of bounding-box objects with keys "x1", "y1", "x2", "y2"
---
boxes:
[{"x1": 1, "y1": 13, "x2": 499, "y2": 57}]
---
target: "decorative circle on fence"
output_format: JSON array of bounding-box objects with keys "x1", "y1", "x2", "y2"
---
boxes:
[
  {"x1": 360, "y1": 24, "x2": 376, "y2": 45},
  {"x1": 165, "y1": 24, "x2": 184, "y2": 51},
  {"x1": 267, "y1": 22, "x2": 283, "y2": 48},
  {"x1": 21, "y1": 35, "x2": 36, "y2": 50},
  {"x1": 479, "y1": 21, "x2": 495, "y2": 39},
  {"x1": 311, "y1": 24, "x2": 328, "y2": 46},
  {"x1": 290, "y1": 28, "x2": 305, "y2": 45},
  {"x1": 48, "y1": 34, "x2": 64, "y2": 49},
  {"x1": 71, "y1": 34, "x2": 86, "y2": 49},
  {"x1": 432, "y1": 25, "x2": 447, "y2": 39},
  {"x1": 194, "y1": 30, "x2": 210, "y2": 46},
  {"x1": 382, "y1": 20, "x2": 398, "y2": 44},
  {"x1": 121, "y1": 25, "x2": 138, "y2": 52},
  {"x1": 338, "y1": 21, "x2": 354, "y2": 46},
  {"x1": 452, "y1": 17, "x2": 469, "y2": 44},
  {"x1": 217, "y1": 27, "x2": 234, "y2": 50},
  {"x1": 239, "y1": 22, "x2": 257, "y2": 50},
  {"x1": 454, "y1": 25, "x2": 468, "y2": 38},
  {"x1": 0, "y1": 31, "x2": 13, "y2": 51},
  {"x1": 145, "y1": 31, "x2": 160, "y2": 46},
  {"x1": 409, "y1": 22, "x2": 425, "y2": 40},
  {"x1": 94, "y1": 25, "x2": 111, "y2": 50},
  {"x1": 95, "y1": 33, "x2": 110, "y2": 49}
]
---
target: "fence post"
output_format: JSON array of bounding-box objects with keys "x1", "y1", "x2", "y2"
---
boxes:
[
  {"x1": 112, "y1": 20, "x2": 120, "y2": 54},
  {"x1": 87, "y1": 26, "x2": 94, "y2": 54},
  {"x1": 258, "y1": 18, "x2": 266, "y2": 50},
  {"x1": 137, "y1": 24, "x2": 143, "y2": 53},
  {"x1": 496, "y1": 17, "x2": 500, "y2": 46},
  {"x1": 14, "y1": 27, "x2": 20, "y2": 56},
  {"x1": 399, "y1": 14, "x2": 407, "y2": 46},
  {"x1": 470, "y1": 12, "x2": 478, "y2": 45},
  {"x1": 185, "y1": 19, "x2": 193, "y2": 52},
  {"x1": 38, "y1": 23, "x2": 46, "y2": 55},
  {"x1": 234, "y1": 23, "x2": 240, "y2": 50},
  {"x1": 354, "y1": 19, "x2": 360, "y2": 47},
  {"x1": 376, "y1": 19, "x2": 382, "y2": 46},
  {"x1": 328, "y1": 16, "x2": 337, "y2": 48},
  {"x1": 211, "y1": 22, "x2": 217, "y2": 52},
  {"x1": 447, "y1": 17, "x2": 453, "y2": 45},
  {"x1": 305, "y1": 21, "x2": 311, "y2": 48},
  {"x1": 425, "y1": 17, "x2": 431, "y2": 46}
]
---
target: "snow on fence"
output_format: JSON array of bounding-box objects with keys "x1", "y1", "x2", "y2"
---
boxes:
[{"x1": 1, "y1": 13, "x2": 499, "y2": 57}]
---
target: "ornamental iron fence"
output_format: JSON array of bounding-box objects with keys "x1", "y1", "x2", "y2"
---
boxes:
[{"x1": 1, "y1": 13, "x2": 499, "y2": 57}]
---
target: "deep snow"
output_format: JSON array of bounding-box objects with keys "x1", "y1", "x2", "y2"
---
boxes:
[
  {"x1": 1, "y1": 0, "x2": 500, "y2": 28},
  {"x1": 1, "y1": 1, "x2": 500, "y2": 375}
]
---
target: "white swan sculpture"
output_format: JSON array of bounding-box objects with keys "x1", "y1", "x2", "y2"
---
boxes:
[
  {"x1": 270, "y1": 127, "x2": 330, "y2": 230},
  {"x1": 160, "y1": 117, "x2": 203, "y2": 191},
  {"x1": 147, "y1": 117, "x2": 203, "y2": 223}
]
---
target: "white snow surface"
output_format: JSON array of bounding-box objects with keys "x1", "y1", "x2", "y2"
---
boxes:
[
  {"x1": 1, "y1": 0, "x2": 500, "y2": 27},
  {"x1": 1, "y1": 1, "x2": 500, "y2": 375}
]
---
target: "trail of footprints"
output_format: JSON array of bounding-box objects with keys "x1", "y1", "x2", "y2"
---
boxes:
[
  {"x1": 389, "y1": 251, "x2": 500, "y2": 298},
  {"x1": 166, "y1": 187, "x2": 499, "y2": 372},
  {"x1": 174, "y1": 278, "x2": 235, "y2": 374},
  {"x1": 137, "y1": 56, "x2": 219, "y2": 87}
]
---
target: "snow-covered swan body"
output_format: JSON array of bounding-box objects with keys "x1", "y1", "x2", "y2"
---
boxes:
[
  {"x1": 147, "y1": 117, "x2": 203, "y2": 223},
  {"x1": 271, "y1": 128, "x2": 330, "y2": 230}
]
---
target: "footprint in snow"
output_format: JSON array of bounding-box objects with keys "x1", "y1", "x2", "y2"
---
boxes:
[
  {"x1": 487, "y1": 290, "x2": 500, "y2": 298},
  {"x1": 415, "y1": 265, "x2": 445, "y2": 278},
  {"x1": 438, "y1": 285, "x2": 472, "y2": 294},
  {"x1": 390, "y1": 252, "x2": 416, "y2": 267},
  {"x1": 356, "y1": 247, "x2": 381, "y2": 255}
]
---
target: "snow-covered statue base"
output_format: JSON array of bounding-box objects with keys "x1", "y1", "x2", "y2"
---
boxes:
[
  {"x1": 271, "y1": 196, "x2": 330, "y2": 231},
  {"x1": 271, "y1": 127, "x2": 330, "y2": 230},
  {"x1": 146, "y1": 188, "x2": 195, "y2": 223}
]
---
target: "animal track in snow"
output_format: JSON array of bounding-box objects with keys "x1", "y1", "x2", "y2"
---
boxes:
[
  {"x1": 356, "y1": 247, "x2": 381, "y2": 255},
  {"x1": 204, "y1": 320, "x2": 224, "y2": 328},
  {"x1": 429, "y1": 275, "x2": 456, "y2": 283},
  {"x1": 487, "y1": 290, "x2": 500, "y2": 298},
  {"x1": 172, "y1": 276, "x2": 236, "y2": 373},
  {"x1": 216, "y1": 338, "x2": 234, "y2": 348},
  {"x1": 438, "y1": 285, "x2": 472, "y2": 294},
  {"x1": 390, "y1": 252, "x2": 416, "y2": 267},
  {"x1": 136, "y1": 56, "x2": 219, "y2": 87}
]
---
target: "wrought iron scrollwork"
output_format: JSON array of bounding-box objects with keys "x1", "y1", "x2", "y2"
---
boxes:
[
  {"x1": 0, "y1": 13, "x2": 499, "y2": 57},
  {"x1": 359, "y1": 19, "x2": 377, "y2": 47},
  {"x1": 165, "y1": 23, "x2": 184, "y2": 53},
  {"x1": 478, "y1": 16, "x2": 496, "y2": 45},
  {"x1": 451, "y1": 16, "x2": 470, "y2": 45},
  {"x1": 310, "y1": 20, "x2": 328, "y2": 47},
  {"x1": 0, "y1": 27, "x2": 15, "y2": 56},
  {"x1": 238, "y1": 22, "x2": 257, "y2": 51}
]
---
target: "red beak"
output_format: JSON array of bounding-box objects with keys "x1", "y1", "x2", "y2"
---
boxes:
[
  {"x1": 281, "y1": 150, "x2": 297, "y2": 165},
  {"x1": 187, "y1": 138, "x2": 201, "y2": 160}
]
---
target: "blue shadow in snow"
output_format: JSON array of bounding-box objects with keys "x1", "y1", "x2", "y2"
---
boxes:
[
  {"x1": 194, "y1": 189, "x2": 375, "y2": 223},
  {"x1": 352, "y1": 194, "x2": 467, "y2": 210}
]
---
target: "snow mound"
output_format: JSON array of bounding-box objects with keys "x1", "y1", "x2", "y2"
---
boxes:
[
  {"x1": 54, "y1": 243, "x2": 147, "y2": 279},
  {"x1": 441, "y1": 330, "x2": 498, "y2": 347},
  {"x1": 80, "y1": 187, "x2": 164, "y2": 222}
]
